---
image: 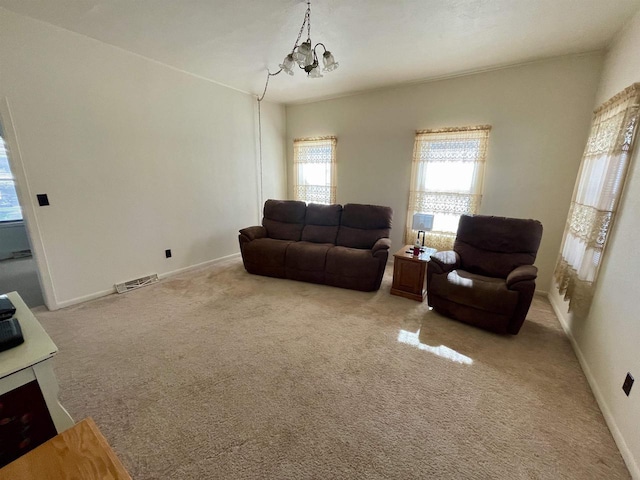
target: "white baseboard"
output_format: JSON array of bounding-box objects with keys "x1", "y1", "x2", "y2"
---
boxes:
[
  {"x1": 157, "y1": 252, "x2": 241, "y2": 279},
  {"x1": 53, "y1": 287, "x2": 116, "y2": 310},
  {"x1": 49, "y1": 253, "x2": 242, "y2": 311},
  {"x1": 548, "y1": 293, "x2": 640, "y2": 480}
]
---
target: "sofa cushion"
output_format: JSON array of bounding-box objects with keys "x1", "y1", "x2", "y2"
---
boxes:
[
  {"x1": 301, "y1": 225, "x2": 339, "y2": 244},
  {"x1": 340, "y1": 203, "x2": 392, "y2": 229},
  {"x1": 336, "y1": 204, "x2": 392, "y2": 249},
  {"x1": 305, "y1": 203, "x2": 342, "y2": 225},
  {"x1": 241, "y1": 238, "x2": 292, "y2": 268},
  {"x1": 336, "y1": 226, "x2": 390, "y2": 249},
  {"x1": 454, "y1": 215, "x2": 542, "y2": 278},
  {"x1": 325, "y1": 246, "x2": 379, "y2": 278},
  {"x1": 301, "y1": 203, "x2": 342, "y2": 244},
  {"x1": 263, "y1": 219, "x2": 304, "y2": 241},
  {"x1": 262, "y1": 199, "x2": 307, "y2": 241},
  {"x1": 456, "y1": 242, "x2": 537, "y2": 279},
  {"x1": 285, "y1": 242, "x2": 333, "y2": 272},
  {"x1": 263, "y1": 199, "x2": 307, "y2": 223},
  {"x1": 430, "y1": 269, "x2": 518, "y2": 313}
]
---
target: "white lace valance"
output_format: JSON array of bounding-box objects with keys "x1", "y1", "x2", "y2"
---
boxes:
[{"x1": 555, "y1": 83, "x2": 640, "y2": 317}]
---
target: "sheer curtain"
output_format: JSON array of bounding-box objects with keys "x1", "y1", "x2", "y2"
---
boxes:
[
  {"x1": 405, "y1": 126, "x2": 491, "y2": 250},
  {"x1": 555, "y1": 83, "x2": 640, "y2": 317},
  {"x1": 293, "y1": 136, "x2": 337, "y2": 204}
]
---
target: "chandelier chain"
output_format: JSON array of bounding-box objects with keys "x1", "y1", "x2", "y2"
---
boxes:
[
  {"x1": 292, "y1": 3, "x2": 310, "y2": 52},
  {"x1": 306, "y1": 1, "x2": 311, "y2": 41},
  {"x1": 257, "y1": 68, "x2": 282, "y2": 102}
]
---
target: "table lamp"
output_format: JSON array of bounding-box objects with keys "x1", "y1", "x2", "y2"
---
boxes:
[{"x1": 412, "y1": 213, "x2": 434, "y2": 248}]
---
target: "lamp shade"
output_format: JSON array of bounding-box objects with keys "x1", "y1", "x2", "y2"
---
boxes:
[
  {"x1": 322, "y1": 51, "x2": 339, "y2": 72},
  {"x1": 279, "y1": 54, "x2": 295, "y2": 75},
  {"x1": 308, "y1": 65, "x2": 323, "y2": 78},
  {"x1": 412, "y1": 213, "x2": 434, "y2": 231},
  {"x1": 294, "y1": 41, "x2": 312, "y2": 66}
]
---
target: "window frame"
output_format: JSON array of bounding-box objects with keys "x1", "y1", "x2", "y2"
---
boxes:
[
  {"x1": 292, "y1": 136, "x2": 337, "y2": 205},
  {"x1": 0, "y1": 136, "x2": 23, "y2": 224},
  {"x1": 405, "y1": 125, "x2": 491, "y2": 250}
]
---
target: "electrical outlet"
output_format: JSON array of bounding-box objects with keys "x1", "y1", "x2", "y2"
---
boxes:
[
  {"x1": 165, "y1": 249, "x2": 172, "y2": 258},
  {"x1": 36, "y1": 194, "x2": 50, "y2": 206},
  {"x1": 622, "y1": 373, "x2": 634, "y2": 396}
]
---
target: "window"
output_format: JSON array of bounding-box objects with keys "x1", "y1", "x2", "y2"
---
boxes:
[
  {"x1": 406, "y1": 126, "x2": 491, "y2": 250},
  {"x1": 0, "y1": 137, "x2": 22, "y2": 222},
  {"x1": 555, "y1": 83, "x2": 640, "y2": 318},
  {"x1": 293, "y1": 136, "x2": 337, "y2": 204}
]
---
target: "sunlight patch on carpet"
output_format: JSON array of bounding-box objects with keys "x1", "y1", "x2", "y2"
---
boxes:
[{"x1": 397, "y1": 329, "x2": 473, "y2": 365}]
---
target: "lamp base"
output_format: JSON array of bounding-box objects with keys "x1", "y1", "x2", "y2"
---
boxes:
[{"x1": 417, "y1": 230, "x2": 426, "y2": 247}]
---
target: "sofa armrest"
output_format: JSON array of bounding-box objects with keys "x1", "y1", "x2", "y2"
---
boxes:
[
  {"x1": 239, "y1": 226, "x2": 266, "y2": 242},
  {"x1": 506, "y1": 265, "x2": 538, "y2": 288},
  {"x1": 372, "y1": 238, "x2": 391, "y2": 256},
  {"x1": 428, "y1": 250, "x2": 460, "y2": 274}
]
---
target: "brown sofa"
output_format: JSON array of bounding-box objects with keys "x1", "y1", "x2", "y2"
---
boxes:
[
  {"x1": 239, "y1": 200, "x2": 393, "y2": 291},
  {"x1": 426, "y1": 214, "x2": 543, "y2": 335}
]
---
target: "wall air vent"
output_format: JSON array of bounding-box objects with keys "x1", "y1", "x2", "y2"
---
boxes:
[{"x1": 115, "y1": 274, "x2": 159, "y2": 294}]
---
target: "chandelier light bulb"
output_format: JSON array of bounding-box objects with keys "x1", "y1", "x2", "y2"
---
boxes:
[
  {"x1": 322, "y1": 51, "x2": 339, "y2": 72},
  {"x1": 294, "y1": 41, "x2": 312, "y2": 66},
  {"x1": 308, "y1": 65, "x2": 323, "y2": 78},
  {"x1": 304, "y1": 50, "x2": 315, "y2": 68},
  {"x1": 279, "y1": 54, "x2": 295, "y2": 75}
]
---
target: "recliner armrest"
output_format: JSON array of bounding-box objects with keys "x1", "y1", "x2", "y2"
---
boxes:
[
  {"x1": 239, "y1": 226, "x2": 266, "y2": 242},
  {"x1": 428, "y1": 251, "x2": 460, "y2": 274},
  {"x1": 372, "y1": 238, "x2": 391, "y2": 256},
  {"x1": 506, "y1": 265, "x2": 538, "y2": 288}
]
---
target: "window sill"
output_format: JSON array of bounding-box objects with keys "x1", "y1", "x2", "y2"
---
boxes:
[{"x1": 0, "y1": 221, "x2": 25, "y2": 230}]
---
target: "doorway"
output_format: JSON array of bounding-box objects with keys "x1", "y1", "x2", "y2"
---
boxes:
[{"x1": 0, "y1": 122, "x2": 44, "y2": 307}]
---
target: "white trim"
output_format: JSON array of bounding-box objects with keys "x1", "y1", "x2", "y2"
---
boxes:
[
  {"x1": 548, "y1": 292, "x2": 640, "y2": 480},
  {"x1": 0, "y1": 220, "x2": 25, "y2": 230},
  {"x1": 0, "y1": 97, "x2": 57, "y2": 309},
  {"x1": 286, "y1": 51, "x2": 603, "y2": 106},
  {"x1": 255, "y1": 100, "x2": 264, "y2": 223},
  {"x1": 157, "y1": 252, "x2": 241, "y2": 280},
  {"x1": 0, "y1": 7, "x2": 253, "y2": 98},
  {"x1": 53, "y1": 287, "x2": 117, "y2": 310},
  {"x1": 52, "y1": 253, "x2": 242, "y2": 310}
]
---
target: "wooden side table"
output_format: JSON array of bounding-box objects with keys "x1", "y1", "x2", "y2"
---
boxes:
[
  {"x1": 390, "y1": 245, "x2": 436, "y2": 301},
  {"x1": 0, "y1": 417, "x2": 132, "y2": 479},
  {"x1": 0, "y1": 292, "x2": 74, "y2": 467}
]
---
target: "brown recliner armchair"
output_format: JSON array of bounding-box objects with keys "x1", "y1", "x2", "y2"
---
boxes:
[{"x1": 426, "y1": 214, "x2": 543, "y2": 335}]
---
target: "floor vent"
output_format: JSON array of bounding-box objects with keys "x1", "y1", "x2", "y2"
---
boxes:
[
  {"x1": 115, "y1": 274, "x2": 159, "y2": 294},
  {"x1": 11, "y1": 249, "x2": 32, "y2": 259}
]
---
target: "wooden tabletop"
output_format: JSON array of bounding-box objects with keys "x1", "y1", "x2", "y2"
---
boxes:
[
  {"x1": 393, "y1": 245, "x2": 437, "y2": 262},
  {"x1": 0, "y1": 417, "x2": 132, "y2": 480}
]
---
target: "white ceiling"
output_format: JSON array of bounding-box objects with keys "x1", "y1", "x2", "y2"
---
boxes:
[{"x1": 1, "y1": 0, "x2": 639, "y2": 104}]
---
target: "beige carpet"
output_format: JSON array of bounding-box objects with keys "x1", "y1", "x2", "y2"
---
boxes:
[{"x1": 34, "y1": 258, "x2": 629, "y2": 479}]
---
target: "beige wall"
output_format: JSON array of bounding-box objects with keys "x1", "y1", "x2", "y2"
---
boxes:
[
  {"x1": 286, "y1": 54, "x2": 603, "y2": 290},
  {"x1": 258, "y1": 101, "x2": 288, "y2": 205},
  {"x1": 0, "y1": 8, "x2": 286, "y2": 308},
  {"x1": 549, "y1": 9, "x2": 640, "y2": 478}
]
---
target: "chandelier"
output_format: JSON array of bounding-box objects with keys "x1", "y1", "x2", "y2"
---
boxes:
[{"x1": 258, "y1": 0, "x2": 339, "y2": 101}]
